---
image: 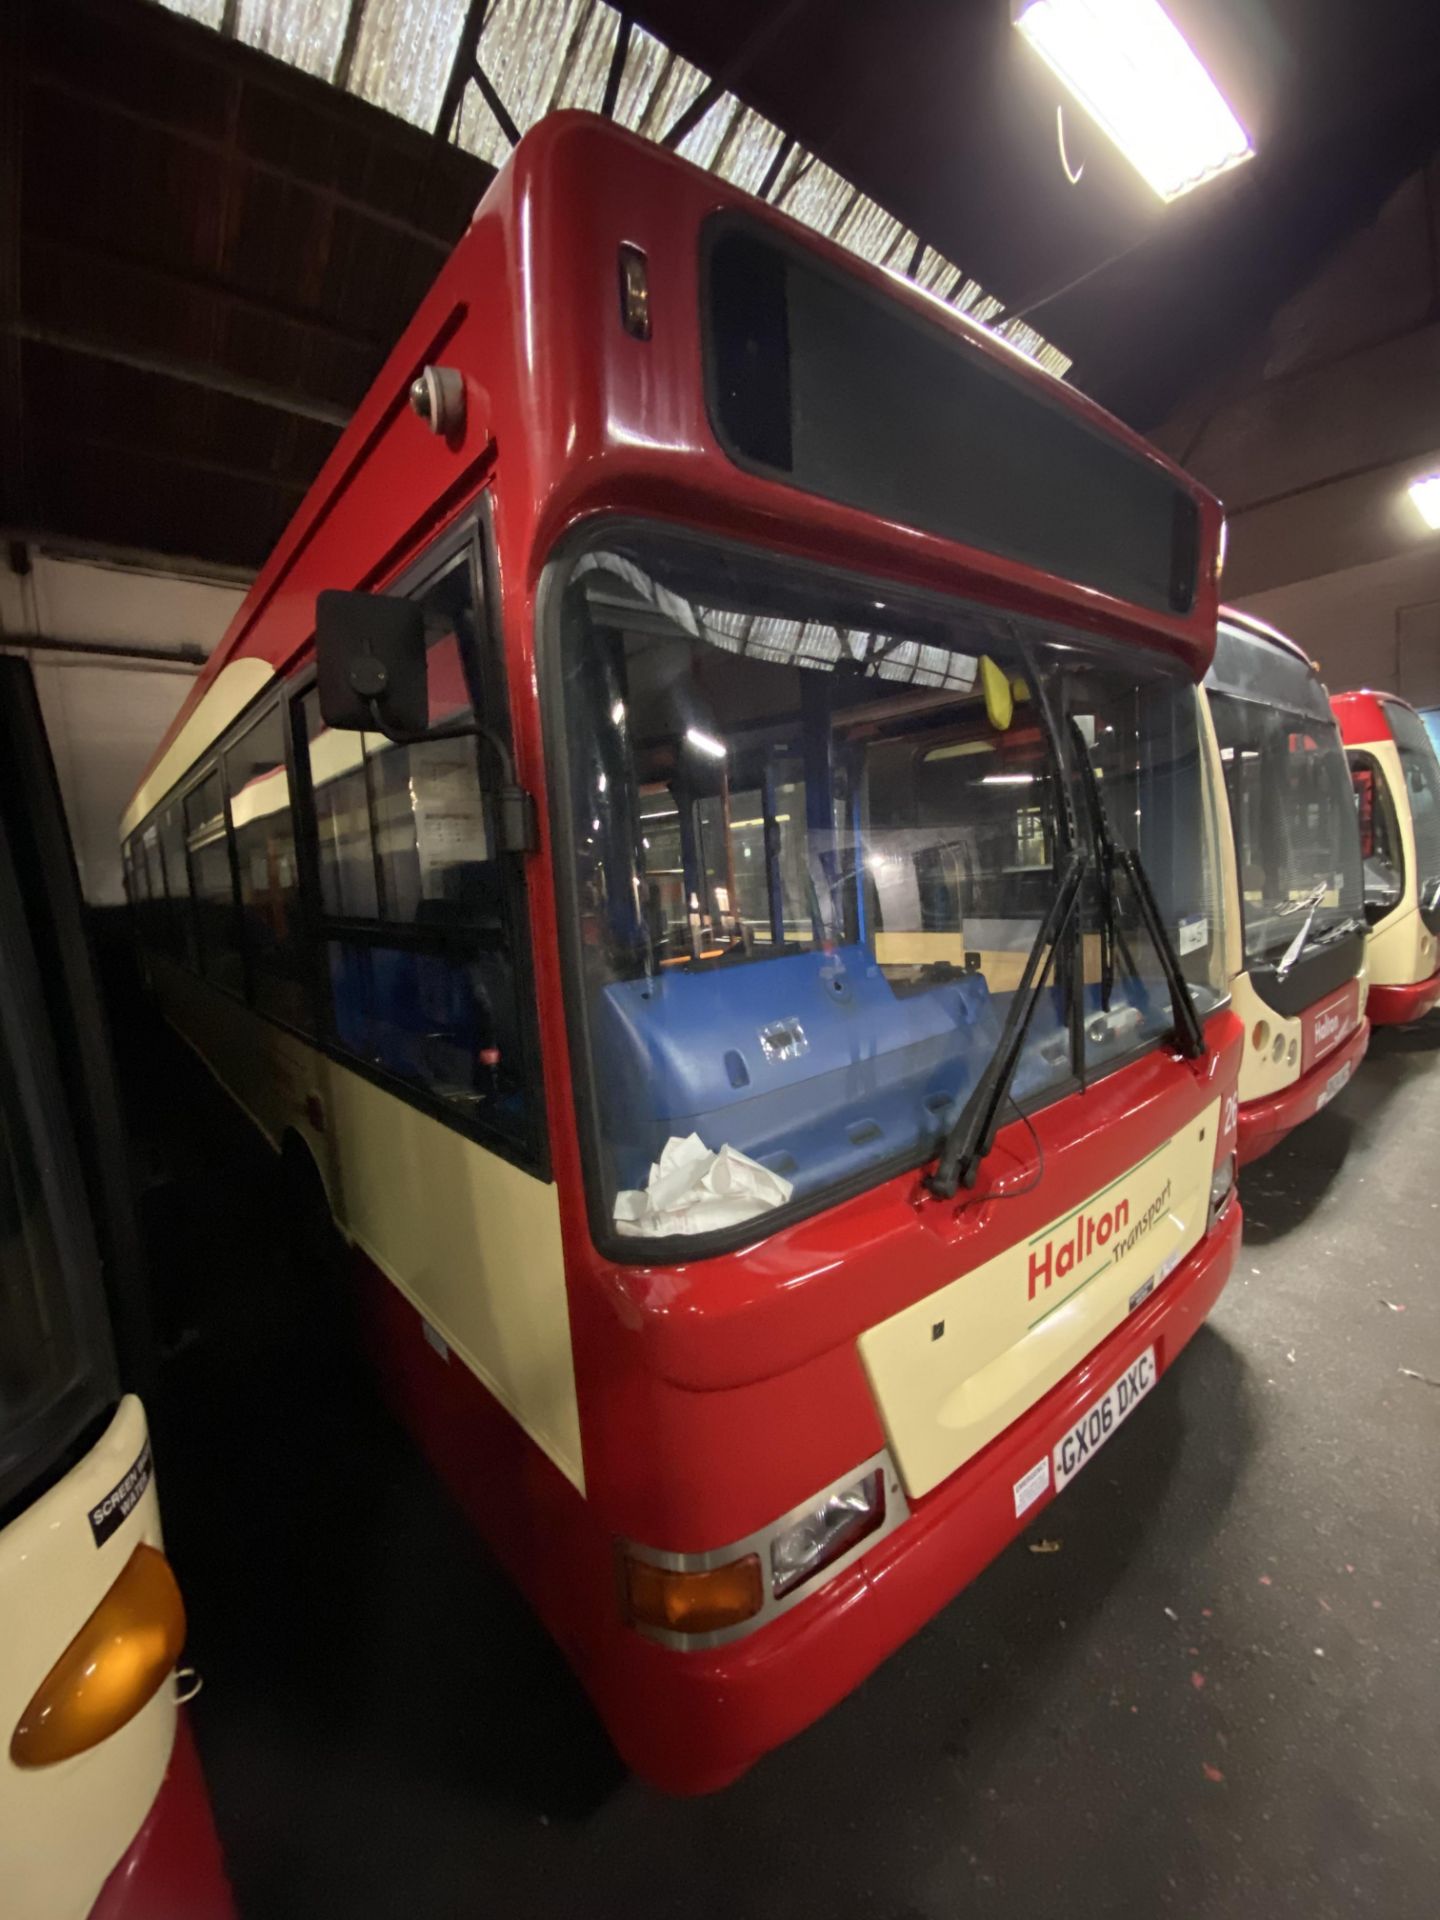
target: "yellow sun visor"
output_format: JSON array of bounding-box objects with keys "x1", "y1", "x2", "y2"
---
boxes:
[{"x1": 981, "y1": 655, "x2": 1014, "y2": 731}]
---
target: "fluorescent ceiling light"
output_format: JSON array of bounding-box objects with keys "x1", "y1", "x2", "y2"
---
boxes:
[
  {"x1": 982, "y1": 773, "x2": 1038, "y2": 786},
  {"x1": 1408, "y1": 475, "x2": 1440, "y2": 530},
  {"x1": 1014, "y1": 0, "x2": 1254, "y2": 202},
  {"x1": 685, "y1": 727, "x2": 728, "y2": 759}
]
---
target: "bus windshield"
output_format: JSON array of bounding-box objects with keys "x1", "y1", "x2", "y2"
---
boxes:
[
  {"x1": 553, "y1": 530, "x2": 1226, "y2": 1242},
  {"x1": 0, "y1": 1026, "x2": 87, "y2": 1509},
  {"x1": 1388, "y1": 702, "x2": 1440, "y2": 918},
  {"x1": 0, "y1": 835, "x2": 116, "y2": 1518},
  {"x1": 1208, "y1": 624, "x2": 1363, "y2": 973}
]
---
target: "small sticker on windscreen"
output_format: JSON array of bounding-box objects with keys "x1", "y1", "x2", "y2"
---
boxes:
[
  {"x1": 1177, "y1": 913, "x2": 1209, "y2": 956},
  {"x1": 88, "y1": 1440, "x2": 153, "y2": 1548}
]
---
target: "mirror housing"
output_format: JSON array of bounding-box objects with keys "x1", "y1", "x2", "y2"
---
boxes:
[
  {"x1": 316, "y1": 589, "x2": 429, "y2": 735},
  {"x1": 312, "y1": 588, "x2": 539, "y2": 855}
]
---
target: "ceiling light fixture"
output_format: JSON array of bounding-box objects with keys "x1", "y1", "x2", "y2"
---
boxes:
[
  {"x1": 1014, "y1": 0, "x2": 1253, "y2": 203},
  {"x1": 1407, "y1": 475, "x2": 1440, "y2": 531},
  {"x1": 685, "y1": 727, "x2": 728, "y2": 760}
]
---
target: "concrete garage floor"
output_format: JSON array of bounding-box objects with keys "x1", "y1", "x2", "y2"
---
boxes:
[{"x1": 118, "y1": 966, "x2": 1439, "y2": 1920}]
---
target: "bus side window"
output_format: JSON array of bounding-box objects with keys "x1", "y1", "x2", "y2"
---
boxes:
[
  {"x1": 141, "y1": 824, "x2": 166, "y2": 955},
  {"x1": 1350, "y1": 751, "x2": 1403, "y2": 921},
  {"x1": 183, "y1": 769, "x2": 244, "y2": 997},
  {"x1": 298, "y1": 550, "x2": 536, "y2": 1157},
  {"x1": 226, "y1": 705, "x2": 308, "y2": 1030},
  {"x1": 0, "y1": 1004, "x2": 84, "y2": 1427},
  {"x1": 160, "y1": 805, "x2": 197, "y2": 970}
]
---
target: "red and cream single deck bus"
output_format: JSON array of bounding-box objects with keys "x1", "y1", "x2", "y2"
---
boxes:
[
  {"x1": 1334, "y1": 689, "x2": 1440, "y2": 1025},
  {"x1": 121, "y1": 114, "x2": 1243, "y2": 1793},
  {"x1": 1, "y1": 661, "x2": 233, "y2": 1918},
  {"x1": 1201, "y1": 612, "x2": 1370, "y2": 1162}
]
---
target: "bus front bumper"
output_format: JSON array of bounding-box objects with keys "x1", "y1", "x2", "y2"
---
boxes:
[
  {"x1": 602, "y1": 1195, "x2": 1242, "y2": 1795},
  {"x1": 1367, "y1": 967, "x2": 1440, "y2": 1027},
  {"x1": 88, "y1": 1719, "x2": 235, "y2": 1920},
  {"x1": 1236, "y1": 1018, "x2": 1371, "y2": 1166}
]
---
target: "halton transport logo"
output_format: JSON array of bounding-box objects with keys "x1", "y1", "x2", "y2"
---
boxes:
[
  {"x1": 1028, "y1": 1180, "x2": 1174, "y2": 1301},
  {"x1": 1313, "y1": 1002, "x2": 1349, "y2": 1048}
]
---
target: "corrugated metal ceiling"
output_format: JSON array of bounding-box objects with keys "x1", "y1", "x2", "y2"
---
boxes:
[{"x1": 156, "y1": 0, "x2": 1072, "y2": 377}]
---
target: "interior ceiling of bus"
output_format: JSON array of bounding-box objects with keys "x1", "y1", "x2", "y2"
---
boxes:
[{"x1": 6, "y1": 0, "x2": 1440, "y2": 577}]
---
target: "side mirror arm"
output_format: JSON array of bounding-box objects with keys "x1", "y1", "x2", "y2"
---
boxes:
[{"x1": 361, "y1": 698, "x2": 539, "y2": 855}]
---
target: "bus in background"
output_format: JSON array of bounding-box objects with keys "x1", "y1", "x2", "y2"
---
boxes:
[
  {"x1": 0, "y1": 660, "x2": 233, "y2": 1918},
  {"x1": 1201, "y1": 612, "x2": 1370, "y2": 1163},
  {"x1": 1334, "y1": 690, "x2": 1440, "y2": 1026},
  {"x1": 120, "y1": 114, "x2": 1243, "y2": 1794}
]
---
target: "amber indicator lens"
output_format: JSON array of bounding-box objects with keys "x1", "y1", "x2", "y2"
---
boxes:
[
  {"x1": 624, "y1": 1553, "x2": 763, "y2": 1634},
  {"x1": 11, "y1": 1544, "x2": 186, "y2": 1767}
]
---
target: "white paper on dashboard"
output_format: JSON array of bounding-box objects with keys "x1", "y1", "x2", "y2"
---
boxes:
[{"x1": 613, "y1": 1133, "x2": 794, "y2": 1238}]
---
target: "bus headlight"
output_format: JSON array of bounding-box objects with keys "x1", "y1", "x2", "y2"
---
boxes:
[
  {"x1": 619, "y1": 1451, "x2": 907, "y2": 1647},
  {"x1": 1208, "y1": 1153, "x2": 1236, "y2": 1224},
  {"x1": 770, "y1": 1469, "x2": 886, "y2": 1598}
]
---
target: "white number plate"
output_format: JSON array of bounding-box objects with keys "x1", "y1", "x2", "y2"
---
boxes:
[
  {"x1": 1317, "y1": 1059, "x2": 1354, "y2": 1109},
  {"x1": 1053, "y1": 1348, "x2": 1156, "y2": 1492}
]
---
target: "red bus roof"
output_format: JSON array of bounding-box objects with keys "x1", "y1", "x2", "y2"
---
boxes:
[
  {"x1": 124, "y1": 113, "x2": 1221, "y2": 835},
  {"x1": 1332, "y1": 689, "x2": 1422, "y2": 747}
]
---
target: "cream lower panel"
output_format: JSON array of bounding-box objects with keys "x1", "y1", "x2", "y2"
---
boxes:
[
  {"x1": 1230, "y1": 969, "x2": 1303, "y2": 1103},
  {"x1": 859, "y1": 1101, "x2": 1218, "y2": 1499},
  {"x1": 155, "y1": 965, "x2": 322, "y2": 1157},
  {"x1": 156, "y1": 966, "x2": 584, "y2": 1494},
  {"x1": 0, "y1": 1397, "x2": 176, "y2": 1920},
  {"x1": 323, "y1": 1063, "x2": 583, "y2": 1493},
  {"x1": 1366, "y1": 905, "x2": 1432, "y2": 989}
]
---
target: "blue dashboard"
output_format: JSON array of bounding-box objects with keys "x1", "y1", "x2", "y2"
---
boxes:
[{"x1": 591, "y1": 944, "x2": 1076, "y2": 1200}]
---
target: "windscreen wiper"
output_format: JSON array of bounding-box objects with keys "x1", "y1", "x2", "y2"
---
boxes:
[
  {"x1": 1067, "y1": 720, "x2": 1142, "y2": 1012},
  {"x1": 1313, "y1": 913, "x2": 1367, "y2": 945},
  {"x1": 1274, "y1": 884, "x2": 1328, "y2": 980},
  {"x1": 1068, "y1": 720, "x2": 1207, "y2": 1062},
  {"x1": 928, "y1": 847, "x2": 1088, "y2": 1199}
]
